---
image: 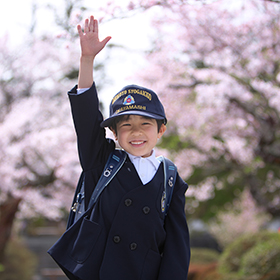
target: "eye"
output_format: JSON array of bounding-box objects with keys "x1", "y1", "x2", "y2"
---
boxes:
[{"x1": 121, "y1": 123, "x2": 131, "y2": 127}]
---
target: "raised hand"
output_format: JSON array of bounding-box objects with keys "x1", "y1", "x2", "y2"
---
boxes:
[
  {"x1": 77, "y1": 15, "x2": 111, "y2": 58},
  {"x1": 77, "y1": 16, "x2": 111, "y2": 88}
]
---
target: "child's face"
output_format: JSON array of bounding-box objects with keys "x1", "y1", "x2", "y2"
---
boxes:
[{"x1": 112, "y1": 115, "x2": 166, "y2": 158}]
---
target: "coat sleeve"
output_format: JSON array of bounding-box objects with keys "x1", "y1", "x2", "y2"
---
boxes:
[
  {"x1": 158, "y1": 175, "x2": 190, "y2": 280},
  {"x1": 68, "y1": 83, "x2": 115, "y2": 171},
  {"x1": 68, "y1": 83, "x2": 115, "y2": 209}
]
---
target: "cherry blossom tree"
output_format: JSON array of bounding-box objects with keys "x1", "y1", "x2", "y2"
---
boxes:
[
  {"x1": 2, "y1": 0, "x2": 280, "y2": 261},
  {"x1": 0, "y1": 0, "x2": 141, "y2": 261},
  {"x1": 128, "y1": 0, "x2": 280, "y2": 220},
  {"x1": 208, "y1": 189, "x2": 272, "y2": 247},
  {"x1": 0, "y1": 1, "x2": 90, "y2": 259}
]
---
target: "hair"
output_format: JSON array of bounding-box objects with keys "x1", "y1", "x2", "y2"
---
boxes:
[{"x1": 110, "y1": 114, "x2": 165, "y2": 135}]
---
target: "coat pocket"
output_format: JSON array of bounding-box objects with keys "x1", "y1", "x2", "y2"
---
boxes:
[
  {"x1": 68, "y1": 217, "x2": 102, "y2": 263},
  {"x1": 141, "y1": 249, "x2": 162, "y2": 280}
]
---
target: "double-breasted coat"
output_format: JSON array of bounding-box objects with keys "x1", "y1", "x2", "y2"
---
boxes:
[{"x1": 48, "y1": 83, "x2": 190, "y2": 280}]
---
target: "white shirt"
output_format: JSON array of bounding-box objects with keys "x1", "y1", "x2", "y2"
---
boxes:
[
  {"x1": 127, "y1": 150, "x2": 160, "y2": 185},
  {"x1": 77, "y1": 88, "x2": 89, "y2": 94}
]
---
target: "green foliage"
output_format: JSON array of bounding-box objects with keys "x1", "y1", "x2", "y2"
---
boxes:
[
  {"x1": 240, "y1": 239, "x2": 280, "y2": 278},
  {"x1": 190, "y1": 248, "x2": 220, "y2": 264},
  {"x1": 162, "y1": 134, "x2": 280, "y2": 222},
  {"x1": 189, "y1": 248, "x2": 221, "y2": 280},
  {"x1": 0, "y1": 240, "x2": 37, "y2": 280},
  {"x1": 208, "y1": 189, "x2": 272, "y2": 248},
  {"x1": 219, "y1": 231, "x2": 280, "y2": 278},
  {"x1": 64, "y1": 68, "x2": 79, "y2": 80},
  {"x1": 186, "y1": 174, "x2": 244, "y2": 221},
  {"x1": 159, "y1": 133, "x2": 191, "y2": 152},
  {"x1": 187, "y1": 165, "x2": 232, "y2": 185}
]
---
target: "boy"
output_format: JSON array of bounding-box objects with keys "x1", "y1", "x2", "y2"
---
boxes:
[{"x1": 49, "y1": 16, "x2": 190, "y2": 280}]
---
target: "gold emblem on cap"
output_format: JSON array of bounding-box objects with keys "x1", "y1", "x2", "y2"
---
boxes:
[{"x1": 112, "y1": 88, "x2": 152, "y2": 105}]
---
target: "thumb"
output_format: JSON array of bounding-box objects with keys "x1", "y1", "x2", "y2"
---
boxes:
[{"x1": 101, "y1": 36, "x2": 112, "y2": 48}]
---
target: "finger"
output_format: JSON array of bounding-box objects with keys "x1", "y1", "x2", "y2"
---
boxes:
[
  {"x1": 84, "y1": 18, "x2": 89, "y2": 33},
  {"x1": 94, "y1": 19, "x2": 98, "y2": 34},
  {"x1": 77, "y1": 24, "x2": 83, "y2": 37},
  {"x1": 101, "y1": 36, "x2": 112, "y2": 48},
  {"x1": 89, "y1": 15, "x2": 94, "y2": 32}
]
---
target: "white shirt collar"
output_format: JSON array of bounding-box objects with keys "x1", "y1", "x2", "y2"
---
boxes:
[
  {"x1": 126, "y1": 150, "x2": 160, "y2": 184},
  {"x1": 127, "y1": 149, "x2": 160, "y2": 170}
]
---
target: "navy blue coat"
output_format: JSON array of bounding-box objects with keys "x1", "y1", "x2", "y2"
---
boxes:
[{"x1": 48, "y1": 83, "x2": 190, "y2": 280}]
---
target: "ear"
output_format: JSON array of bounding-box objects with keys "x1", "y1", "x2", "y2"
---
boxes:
[
  {"x1": 157, "y1": 124, "x2": 166, "y2": 140},
  {"x1": 110, "y1": 127, "x2": 118, "y2": 140}
]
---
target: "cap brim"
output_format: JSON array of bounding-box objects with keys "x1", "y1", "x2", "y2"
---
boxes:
[{"x1": 100, "y1": 110, "x2": 167, "y2": 128}]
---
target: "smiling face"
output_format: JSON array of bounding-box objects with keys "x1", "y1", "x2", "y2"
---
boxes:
[{"x1": 112, "y1": 115, "x2": 166, "y2": 158}]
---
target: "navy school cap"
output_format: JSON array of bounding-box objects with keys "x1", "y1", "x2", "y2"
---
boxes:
[{"x1": 100, "y1": 85, "x2": 167, "y2": 128}]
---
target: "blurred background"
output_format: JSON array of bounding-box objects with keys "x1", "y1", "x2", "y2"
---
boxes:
[{"x1": 0, "y1": 0, "x2": 280, "y2": 279}]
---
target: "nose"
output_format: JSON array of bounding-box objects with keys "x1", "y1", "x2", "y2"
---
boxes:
[{"x1": 131, "y1": 126, "x2": 142, "y2": 136}]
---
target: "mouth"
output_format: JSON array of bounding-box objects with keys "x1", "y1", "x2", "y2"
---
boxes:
[{"x1": 130, "y1": 140, "x2": 145, "y2": 146}]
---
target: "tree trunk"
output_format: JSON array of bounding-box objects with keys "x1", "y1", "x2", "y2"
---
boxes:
[{"x1": 0, "y1": 195, "x2": 21, "y2": 261}]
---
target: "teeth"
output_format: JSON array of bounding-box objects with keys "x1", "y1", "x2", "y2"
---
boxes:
[{"x1": 131, "y1": 141, "x2": 144, "y2": 145}]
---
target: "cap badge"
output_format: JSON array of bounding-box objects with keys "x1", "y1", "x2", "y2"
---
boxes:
[{"x1": 123, "y1": 95, "x2": 135, "y2": 105}]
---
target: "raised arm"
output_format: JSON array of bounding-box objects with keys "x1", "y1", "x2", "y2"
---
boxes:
[{"x1": 77, "y1": 16, "x2": 111, "y2": 88}]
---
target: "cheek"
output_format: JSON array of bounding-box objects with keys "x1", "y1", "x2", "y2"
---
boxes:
[
  {"x1": 116, "y1": 131, "x2": 126, "y2": 143},
  {"x1": 148, "y1": 130, "x2": 160, "y2": 143}
]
